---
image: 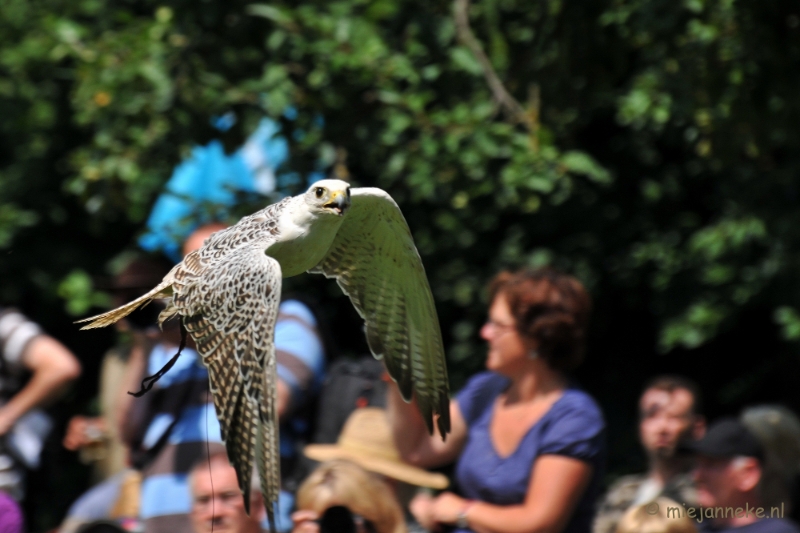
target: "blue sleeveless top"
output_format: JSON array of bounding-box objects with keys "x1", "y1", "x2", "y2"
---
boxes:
[{"x1": 454, "y1": 372, "x2": 606, "y2": 533}]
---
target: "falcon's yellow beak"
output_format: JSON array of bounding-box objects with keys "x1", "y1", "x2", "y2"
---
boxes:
[{"x1": 323, "y1": 190, "x2": 350, "y2": 216}]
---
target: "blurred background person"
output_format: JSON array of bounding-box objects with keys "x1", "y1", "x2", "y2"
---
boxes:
[
  {"x1": 0, "y1": 306, "x2": 82, "y2": 525},
  {"x1": 387, "y1": 268, "x2": 605, "y2": 533},
  {"x1": 63, "y1": 254, "x2": 173, "y2": 477},
  {"x1": 741, "y1": 406, "x2": 800, "y2": 522},
  {"x1": 615, "y1": 497, "x2": 697, "y2": 533},
  {"x1": 691, "y1": 417, "x2": 800, "y2": 533},
  {"x1": 189, "y1": 451, "x2": 264, "y2": 533},
  {"x1": 594, "y1": 375, "x2": 706, "y2": 533},
  {"x1": 60, "y1": 253, "x2": 172, "y2": 533},
  {"x1": 291, "y1": 459, "x2": 406, "y2": 533}
]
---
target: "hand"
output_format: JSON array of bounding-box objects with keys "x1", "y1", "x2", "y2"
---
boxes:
[
  {"x1": 291, "y1": 510, "x2": 320, "y2": 533},
  {"x1": 410, "y1": 492, "x2": 437, "y2": 531},
  {"x1": 430, "y1": 492, "x2": 470, "y2": 526},
  {"x1": 63, "y1": 416, "x2": 106, "y2": 451}
]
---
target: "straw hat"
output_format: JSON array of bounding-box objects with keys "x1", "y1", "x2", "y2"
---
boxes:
[{"x1": 303, "y1": 407, "x2": 449, "y2": 490}]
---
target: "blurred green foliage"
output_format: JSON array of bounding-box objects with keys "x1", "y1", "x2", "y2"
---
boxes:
[
  {"x1": 2, "y1": 0, "x2": 800, "y2": 526},
  {"x1": 56, "y1": 270, "x2": 110, "y2": 316}
]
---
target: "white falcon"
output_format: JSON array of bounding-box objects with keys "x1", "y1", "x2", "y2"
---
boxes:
[{"x1": 76, "y1": 179, "x2": 451, "y2": 528}]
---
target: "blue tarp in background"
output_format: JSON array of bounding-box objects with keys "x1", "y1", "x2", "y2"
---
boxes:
[{"x1": 139, "y1": 117, "x2": 324, "y2": 261}]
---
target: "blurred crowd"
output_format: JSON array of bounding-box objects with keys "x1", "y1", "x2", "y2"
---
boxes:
[
  {"x1": 1, "y1": 226, "x2": 799, "y2": 533},
  {"x1": 0, "y1": 112, "x2": 800, "y2": 533}
]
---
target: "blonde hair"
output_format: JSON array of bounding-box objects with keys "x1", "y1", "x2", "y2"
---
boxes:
[
  {"x1": 296, "y1": 460, "x2": 406, "y2": 533},
  {"x1": 616, "y1": 498, "x2": 697, "y2": 533}
]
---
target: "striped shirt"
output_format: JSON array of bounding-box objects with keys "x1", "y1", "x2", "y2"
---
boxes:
[
  {"x1": 0, "y1": 308, "x2": 42, "y2": 396},
  {"x1": 139, "y1": 300, "x2": 326, "y2": 533},
  {"x1": 0, "y1": 308, "x2": 45, "y2": 499}
]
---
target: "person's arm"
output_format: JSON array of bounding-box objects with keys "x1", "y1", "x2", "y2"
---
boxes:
[
  {"x1": 63, "y1": 415, "x2": 106, "y2": 451},
  {"x1": 431, "y1": 455, "x2": 593, "y2": 533},
  {"x1": 0, "y1": 336, "x2": 81, "y2": 435},
  {"x1": 115, "y1": 334, "x2": 150, "y2": 444},
  {"x1": 385, "y1": 379, "x2": 468, "y2": 468}
]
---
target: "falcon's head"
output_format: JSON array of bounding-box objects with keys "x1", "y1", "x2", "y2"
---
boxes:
[{"x1": 304, "y1": 179, "x2": 351, "y2": 216}]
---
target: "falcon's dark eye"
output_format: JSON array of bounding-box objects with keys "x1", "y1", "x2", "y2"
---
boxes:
[{"x1": 315, "y1": 187, "x2": 325, "y2": 198}]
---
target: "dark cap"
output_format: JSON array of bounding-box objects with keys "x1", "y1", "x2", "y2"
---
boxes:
[{"x1": 686, "y1": 417, "x2": 764, "y2": 462}]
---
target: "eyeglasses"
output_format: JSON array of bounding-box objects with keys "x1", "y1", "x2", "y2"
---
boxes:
[
  {"x1": 316, "y1": 505, "x2": 379, "y2": 533},
  {"x1": 483, "y1": 319, "x2": 518, "y2": 336}
]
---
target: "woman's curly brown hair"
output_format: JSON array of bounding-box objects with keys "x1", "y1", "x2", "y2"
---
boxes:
[{"x1": 489, "y1": 268, "x2": 592, "y2": 372}]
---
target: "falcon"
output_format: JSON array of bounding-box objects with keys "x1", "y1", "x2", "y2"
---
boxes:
[{"x1": 76, "y1": 179, "x2": 450, "y2": 528}]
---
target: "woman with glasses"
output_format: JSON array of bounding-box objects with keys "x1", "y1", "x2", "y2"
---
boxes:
[{"x1": 387, "y1": 268, "x2": 606, "y2": 533}]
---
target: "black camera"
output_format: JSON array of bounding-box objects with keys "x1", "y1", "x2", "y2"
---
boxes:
[{"x1": 317, "y1": 505, "x2": 378, "y2": 533}]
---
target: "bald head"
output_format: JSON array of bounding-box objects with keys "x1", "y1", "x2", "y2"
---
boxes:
[{"x1": 183, "y1": 223, "x2": 229, "y2": 257}]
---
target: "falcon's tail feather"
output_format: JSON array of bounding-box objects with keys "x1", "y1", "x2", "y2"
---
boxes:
[{"x1": 74, "y1": 280, "x2": 173, "y2": 330}]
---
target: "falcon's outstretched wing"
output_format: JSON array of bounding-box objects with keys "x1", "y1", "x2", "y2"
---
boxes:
[
  {"x1": 171, "y1": 244, "x2": 282, "y2": 527},
  {"x1": 309, "y1": 188, "x2": 450, "y2": 438}
]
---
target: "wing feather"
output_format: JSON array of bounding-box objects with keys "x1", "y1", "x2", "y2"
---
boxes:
[{"x1": 309, "y1": 188, "x2": 450, "y2": 437}]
